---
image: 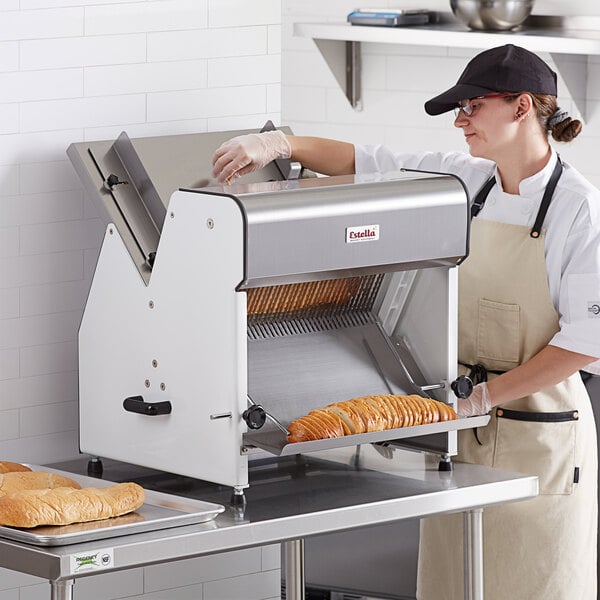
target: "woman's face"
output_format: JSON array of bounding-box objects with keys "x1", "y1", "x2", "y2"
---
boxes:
[{"x1": 453, "y1": 95, "x2": 520, "y2": 161}]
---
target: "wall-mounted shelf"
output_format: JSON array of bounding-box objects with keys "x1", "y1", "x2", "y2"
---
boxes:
[{"x1": 294, "y1": 15, "x2": 600, "y2": 119}]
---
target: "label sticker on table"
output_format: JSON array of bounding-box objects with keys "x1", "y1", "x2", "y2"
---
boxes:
[{"x1": 69, "y1": 548, "x2": 114, "y2": 574}]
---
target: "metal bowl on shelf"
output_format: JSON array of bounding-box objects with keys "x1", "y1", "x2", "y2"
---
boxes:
[{"x1": 450, "y1": 0, "x2": 534, "y2": 31}]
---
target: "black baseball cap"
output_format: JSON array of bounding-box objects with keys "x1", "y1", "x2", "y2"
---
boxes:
[{"x1": 424, "y1": 44, "x2": 558, "y2": 116}]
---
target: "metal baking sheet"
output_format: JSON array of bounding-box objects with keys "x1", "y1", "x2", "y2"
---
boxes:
[
  {"x1": 0, "y1": 467, "x2": 224, "y2": 547},
  {"x1": 243, "y1": 415, "x2": 490, "y2": 456}
]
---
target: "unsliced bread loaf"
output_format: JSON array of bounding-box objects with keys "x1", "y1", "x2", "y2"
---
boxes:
[
  {"x1": 0, "y1": 471, "x2": 81, "y2": 496},
  {"x1": 287, "y1": 394, "x2": 457, "y2": 443},
  {"x1": 0, "y1": 482, "x2": 145, "y2": 528},
  {"x1": 33, "y1": 510, "x2": 146, "y2": 535},
  {"x1": 0, "y1": 462, "x2": 32, "y2": 474}
]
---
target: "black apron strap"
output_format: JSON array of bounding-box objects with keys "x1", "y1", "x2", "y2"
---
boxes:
[
  {"x1": 470, "y1": 175, "x2": 496, "y2": 218},
  {"x1": 529, "y1": 155, "x2": 563, "y2": 238}
]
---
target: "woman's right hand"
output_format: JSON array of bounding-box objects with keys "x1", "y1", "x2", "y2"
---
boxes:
[
  {"x1": 211, "y1": 130, "x2": 291, "y2": 184},
  {"x1": 457, "y1": 382, "x2": 492, "y2": 417}
]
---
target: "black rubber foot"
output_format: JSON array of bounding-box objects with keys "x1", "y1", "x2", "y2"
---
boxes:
[
  {"x1": 438, "y1": 458, "x2": 453, "y2": 472},
  {"x1": 87, "y1": 458, "x2": 103, "y2": 477}
]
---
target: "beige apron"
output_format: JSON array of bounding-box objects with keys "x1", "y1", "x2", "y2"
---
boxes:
[{"x1": 417, "y1": 219, "x2": 598, "y2": 600}]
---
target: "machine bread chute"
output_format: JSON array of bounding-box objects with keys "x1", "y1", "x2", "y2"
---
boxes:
[{"x1": 68, "y1": 127, "x2": 487, "y2": 497}]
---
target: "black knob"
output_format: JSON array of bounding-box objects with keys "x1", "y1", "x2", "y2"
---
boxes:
[
  {"x1": 451, "y1": 375, "x2": 473, "y2": 399},
  {"x1": 106, "y1": 174, "x2": 120, "y2": 187},
  {"x1": 104, "y1": 173, "x2": 129, "y2": 191},
  {"x1": 242, "y1": 405, "x2": 266, "y2": 429}
]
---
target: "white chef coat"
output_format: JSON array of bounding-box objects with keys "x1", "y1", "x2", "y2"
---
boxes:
[{"x1": 355, "y1": 144, "x2": 600, "y2": 373}]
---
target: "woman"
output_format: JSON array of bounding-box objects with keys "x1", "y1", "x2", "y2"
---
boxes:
[{"x1": 213, "y1": 44, "x2": 600, "y2": 599}]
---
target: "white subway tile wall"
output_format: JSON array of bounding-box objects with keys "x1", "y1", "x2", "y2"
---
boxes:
[
  {"x1": 0, "y1": 0, "x2": 281, "y2": 597},
  {"x1": 21, "y1": 34, "x2": 148, "y2": 70},
  {"x1": 0, "y1": 105, "x2": 18, "y2": 136},
  {"x1": 0, "y1": 8, "x2": 83, "y2": 41},
  {"x1": 20, "y1": 340, "x2": 78, "y2": 377}
]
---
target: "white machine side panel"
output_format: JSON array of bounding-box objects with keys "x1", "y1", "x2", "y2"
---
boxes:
[
  {"x1": 393, "y1": 266, "x2": 458, "y2": 454},
  {"x1": 79, "y1": 191, "x2": 247, "y2": 487}
]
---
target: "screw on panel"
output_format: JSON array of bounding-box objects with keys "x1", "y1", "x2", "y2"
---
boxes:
[
  {"x1": 207, "y1": 218, "x2": 214, "y2": 229},
  {"x1": 152, "y1": 360, "x2": 158, "y2": 368},
  {"x1": 170, "y1": 212, "x2": 175, "y2": 219},
  {"x1": 145, "y1": 379, "x2": 150, "y2": 388},
  {"x1": 109, "y1": 228, "x2": 113, "y2": 235},
  {"x1": 148, "y1": 300, "x2": 154, "y2": 309},
  {"x1": 160, "y1": 383, "x2": 166, "y2": 391}
]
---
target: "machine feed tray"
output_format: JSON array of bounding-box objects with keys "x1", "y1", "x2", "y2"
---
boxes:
[
  {"x1": 0, "y1": 467, "x2": 225, "y2": 547},
  {"x1": 244, "y1": 415, "x2": 490, "y2": 456}
]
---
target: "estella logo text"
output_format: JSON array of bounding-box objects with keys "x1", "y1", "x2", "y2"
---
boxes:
[{"x1": 346, "y1": 224, "x2": 380, "y2": 243}]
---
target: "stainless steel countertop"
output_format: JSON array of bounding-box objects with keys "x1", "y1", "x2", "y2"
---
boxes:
[{"x1": 0, "y1": 446, "x2": 537, "y2": 582}]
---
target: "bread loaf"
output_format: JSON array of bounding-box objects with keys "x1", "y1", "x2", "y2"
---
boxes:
[
  {"x1": 0, "y1": 461, "x2": 31, "y2": 474},
  {"x1": 0, "y1": 482, "x2": 145, "y2": 528},
  {"x1": 247, "y1": 278, "x2": 362, "y2": 316},
  {"x1": 32, "y1": 510, "x2": 145, "y2": 535},
  {"x1": 287, "y1": 394, "x2": 457, "y2": 443},
  {"x1": 0, "y1": 471, "x2": 81, "y2": 496}
]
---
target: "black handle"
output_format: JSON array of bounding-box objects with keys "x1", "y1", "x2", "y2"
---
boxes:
[
  {"x1": 450, "y1": 375, "x2": 473, "y2": 399},
  {"x1": 242, "y1": 405, "x2": 267, "y2": 429},
  {"x1": 123, "y1": 395, "x2": 172, "y2": 416}
]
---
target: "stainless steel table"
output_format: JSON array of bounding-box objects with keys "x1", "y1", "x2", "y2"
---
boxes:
[{"x1": 0, "y1": 446, "x2": 537, "y2": 600}]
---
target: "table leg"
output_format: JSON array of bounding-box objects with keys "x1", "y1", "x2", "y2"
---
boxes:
[
  {"x1": 284, "y1": 539, "x2": 305, "y2": 600},
  {"x1": 50, "y1": 579, "x2": 74, "y2": 600},
  {"x1": 463, "y1": 508, "x2": 484, "y2": 600}
]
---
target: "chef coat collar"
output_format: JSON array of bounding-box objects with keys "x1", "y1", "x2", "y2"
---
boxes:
[{"x1": 492, "y1": 148, "x2": 559, "y2": 197}]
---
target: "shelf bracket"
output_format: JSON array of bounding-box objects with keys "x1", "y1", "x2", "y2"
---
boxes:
[
  {"x1": 314, "y1": 39, "x2": 362, "y2": 111},
  {"x1": 549, "y1": 52, "x2": 588, "y2": 122}
]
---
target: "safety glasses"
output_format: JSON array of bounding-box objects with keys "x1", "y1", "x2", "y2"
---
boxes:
[{"x1": 454, "y1": 93, "x2": 518, "y2": 118}]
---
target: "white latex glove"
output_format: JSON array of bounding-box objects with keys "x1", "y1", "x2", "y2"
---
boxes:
[
  {"x1": 457, "y1": 382, "x2": 492, "y2": 417},
  {"x1": 212, "y1": 130, "x2": 291, "y2": 184}
]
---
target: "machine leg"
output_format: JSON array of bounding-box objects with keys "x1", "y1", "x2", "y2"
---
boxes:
[
  {"x1": 284, "y1": 539, "x2": 305, "y2": 600},
  {"x1": 463, "y1": 508, "x2": 484, "y2": 600},
  {"x1": 230, "y1": 486, "x2": 247, "y2": 508},
  {"x1": 50, "y1": 579, "x2": 74, "y2": 600}
]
